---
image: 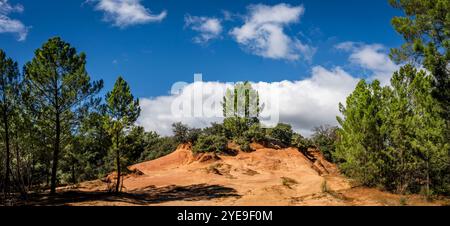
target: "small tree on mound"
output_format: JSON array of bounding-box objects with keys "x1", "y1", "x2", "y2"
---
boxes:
[
  {"x1": 222, "y1": 81, "x2": 260, "y2": 119},
  {"x1": 222, "y1": 82, "x2": 262, "y2": 150}
]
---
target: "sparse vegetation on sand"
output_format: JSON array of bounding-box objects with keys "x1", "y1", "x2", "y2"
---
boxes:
[{"x1": 281, "y1": 177, "x2": 298, "y2": 189}]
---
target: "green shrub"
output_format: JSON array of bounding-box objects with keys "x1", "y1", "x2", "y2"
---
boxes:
[
  {"x1": 223, "y1": 117, "x2": 247, "y2": 138},
  {"x1": 266, "y1": 123, "x2": 293, "y2": 146},
  {"x1": 172, "y1": 122, "x2": 190, "y2": 143},
  {"x1": 291, "y1": 133, "x2": 312, "y2": 152},
  {"x1": 193, "y1": 134, "x2": 228, "y2": 153},
  {"x1": 140, "y1": 136, "x2": 178, "y2": 161},
  {"x1": 202, "y1": 123, "x2": 226, "y2": 136},
  {"x1": 222, "y1": 117, "x2": 262, "y2": 152},
  {"x1": 244, "y1": 123, "x2": 266, "y2": 143},
  {"x1": 311, "y1": 125, "x2": 338, "y2": 161},
  {"x1": 187, "y1": 128, "x2": 202, "y2": 144},
  {"x1": 234, "y1": 137, "x2": 252, "y2": 152},
  {"x1": 172, "y1": 122, "x2": 203, "y2": 144}
]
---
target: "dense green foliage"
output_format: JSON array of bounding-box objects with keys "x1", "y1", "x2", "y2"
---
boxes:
[
  {"x1": 0, "y1": 50, "x2": 21, "y2": 195},
  {"x1": 139, "y1": 135, "x2": 178, "y2": 161},
  {"x1": 172, "y1": 122, "x2": 201, "y2": 144},
  {"x1": 0, "y1": 38, "x2": 177, "y2": 199},
  {"x1": 335, "y1": 80, "x2": 385, "y2": 186},
  {"x1": 23, "y1": 37, "x2": 104, "y2": 194},
  {"x1": 335, "y1": 65, "x2": 450, "y2": 195},
  {"x1": 193, "y1": 134, "x2": 228, "y2": 153},
  {"x1": 333, "y1": 0, "x2": 450, "y2": 196},
  {"x1": 266, "y1": 123, "x2": 294, "y2": 147},
  {"x1": 389, "y1": 0, "x2": 449, "y2": 132},
  {"x1": 389, "y1": 0, "x2": 450, "y2": 160}
]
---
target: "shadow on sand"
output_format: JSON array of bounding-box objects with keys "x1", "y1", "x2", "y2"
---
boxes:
[{"x1": 20, "y1": 184, "x2": 241, "y2": 206}]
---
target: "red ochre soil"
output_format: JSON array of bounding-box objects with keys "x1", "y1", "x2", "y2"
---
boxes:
[{"x1": 26, "y1": 143, "x2": 450, "y2": 206}]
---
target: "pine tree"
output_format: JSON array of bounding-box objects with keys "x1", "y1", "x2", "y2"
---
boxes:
[
  {"x1": 389, "y1": 0, "x2": 450, "y2": 195},
  {"x1": 335, "y1": 80, "x2": 385, "y2": 186},
  {"x1": 382, "y1": 66, "x2": 422, "y2": 193},
  {"x1": 222, "y1": 81, "x2": 260, "y2": 118},
  {"x1": 105, "y1": 76, "x2": 140, "y2": 193},
  {"x1": 23, "y1": 37, "x2": 103, "y2": 194},
  {"x1": 389, "y1": 0, "x2": 450, "y2": 147},
  {"x1": 0, "y1": 50, "x2": 21, "y2": 196},
  {"x1": 384, "y1": 65, "x2": 449, "y2": 194},
  {"x1": 76, "y1": 105, "x2": 111, "y2": 180},
  {"x1": 337, "y1": 65, "x2": 450, "y2": 195}
]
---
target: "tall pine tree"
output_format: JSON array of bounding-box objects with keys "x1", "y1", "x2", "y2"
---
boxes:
[
  {"x1": 389, "y1": 0, "x2": 450, "y2": 146},
  {"x1": 335, "y1": 80, "x2": 385, "y2": 186},
  {"x1": 23, "y1": 37, "x2": 103, "y2": 194},
  {"x1": 0, "y1": 50, "x2": 21, "y2": 196},
  {"x1": 105, "y1": 76, "x2": 140, "y2": 193},
  {"x1": 384, "y1": 65, "x2": 449, "y2": 194}
]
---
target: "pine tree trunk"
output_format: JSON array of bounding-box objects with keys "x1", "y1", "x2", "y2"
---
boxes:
[
  {"x1": 15, "y1": 138, "x2": 24, "y2": 194},
  {"x1": 115, "y1": 131, "x2": 121, "y2": 193},
  {"x1": 3, "y1": 110, "x2": 11, "y2": 197},
  {"x1": 71, "y1": 162, "x2": 76, "y2": 184},
  {"x1": 426, "y1": 161, "x2": 430, "y2": 198},
  {"x1": 50, "y1": 112, "x2": 60, "y2": 195}
]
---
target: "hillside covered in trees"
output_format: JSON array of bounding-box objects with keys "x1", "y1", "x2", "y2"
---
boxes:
[{"x1": 0, "y1": 0, "x2": 449, "y2": 205}]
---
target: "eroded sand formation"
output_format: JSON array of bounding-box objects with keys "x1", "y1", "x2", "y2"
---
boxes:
[{"x1": 50, "y1": 143, "x2": 447, "y2": 206}]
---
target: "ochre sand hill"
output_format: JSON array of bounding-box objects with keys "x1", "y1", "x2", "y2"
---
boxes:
[{"x1": 32, "y1": 143, "x2": 448, "y2": 206}]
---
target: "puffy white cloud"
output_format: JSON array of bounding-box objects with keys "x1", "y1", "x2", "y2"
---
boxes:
[
  {"x1": 0, "y1": 0, "x2": 28, "y2": 41},
  {"x1": 230, "y1": 3, "x2": 315, "y2": 61},
  {"x1": 184, "y1": 15, "x2": 222, "y2": 44},
  {"x1": 92, "y1": 0, "x2": 167, "y2": 28},
  {"x1": 137, "y1": 81, "x2": 228, "y2": 136},
  {"x1": 137, "y1": 67, "x2": 359, "y2": 137},
  {"x1": 253, "y1": 66, "x2": 358, "y2": 135},
  {"x1": 336, "y1": 42, "x2": 399, "y2": 85}
]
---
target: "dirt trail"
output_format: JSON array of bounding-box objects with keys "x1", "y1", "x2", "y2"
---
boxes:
[{"x1": 51, "y1": 144, "x2": 448, "y2": 206}]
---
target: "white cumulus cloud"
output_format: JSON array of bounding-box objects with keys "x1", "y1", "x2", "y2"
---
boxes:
[
  {"x1": 92, "y1": 0, "x2": 167, "y2": 28},
  {"x1": 336, "y1": 42, "x2": 399, "y2": 85},
  {"x1": 0, "y1": 0, "x2": 28, "y2": 41},
  {"x1": 136, "y1": 67, "x2": 358, "y2": 137},
  {"x1": 184, "y1": 15, "x2": 223, "y2": 44},
  {"x1": 230, "y1": 3, "x2": 315, "y2": 61}
]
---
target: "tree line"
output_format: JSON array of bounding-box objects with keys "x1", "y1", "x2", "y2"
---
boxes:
[
  {"x1": 335, "y1": 0, "x2": 449, "y2": 196},
  {"x1": 0, "y1": 37, "x2": 184, "y2": 202}
]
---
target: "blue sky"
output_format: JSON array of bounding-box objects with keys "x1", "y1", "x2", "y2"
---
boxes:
[{"x1": 0, "y1": 0, "x2": 405, "y2": 135}]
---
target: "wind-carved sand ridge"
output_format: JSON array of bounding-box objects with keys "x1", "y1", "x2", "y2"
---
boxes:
[{"x1": 30, "y1": 143, "x2": 447, "y2": 206}]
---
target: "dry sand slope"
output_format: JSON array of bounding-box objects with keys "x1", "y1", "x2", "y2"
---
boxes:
[
  {"x1": 124, "y1": 144, "x2": 350, "y2": 206},
  {"x1": 60, "y1": 143, "x2": 448, "y2": 206}
]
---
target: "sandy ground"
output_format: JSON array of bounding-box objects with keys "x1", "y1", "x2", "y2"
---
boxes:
[{"x1": 25, "y1": 144, "x2": 449, "y2": 206}]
